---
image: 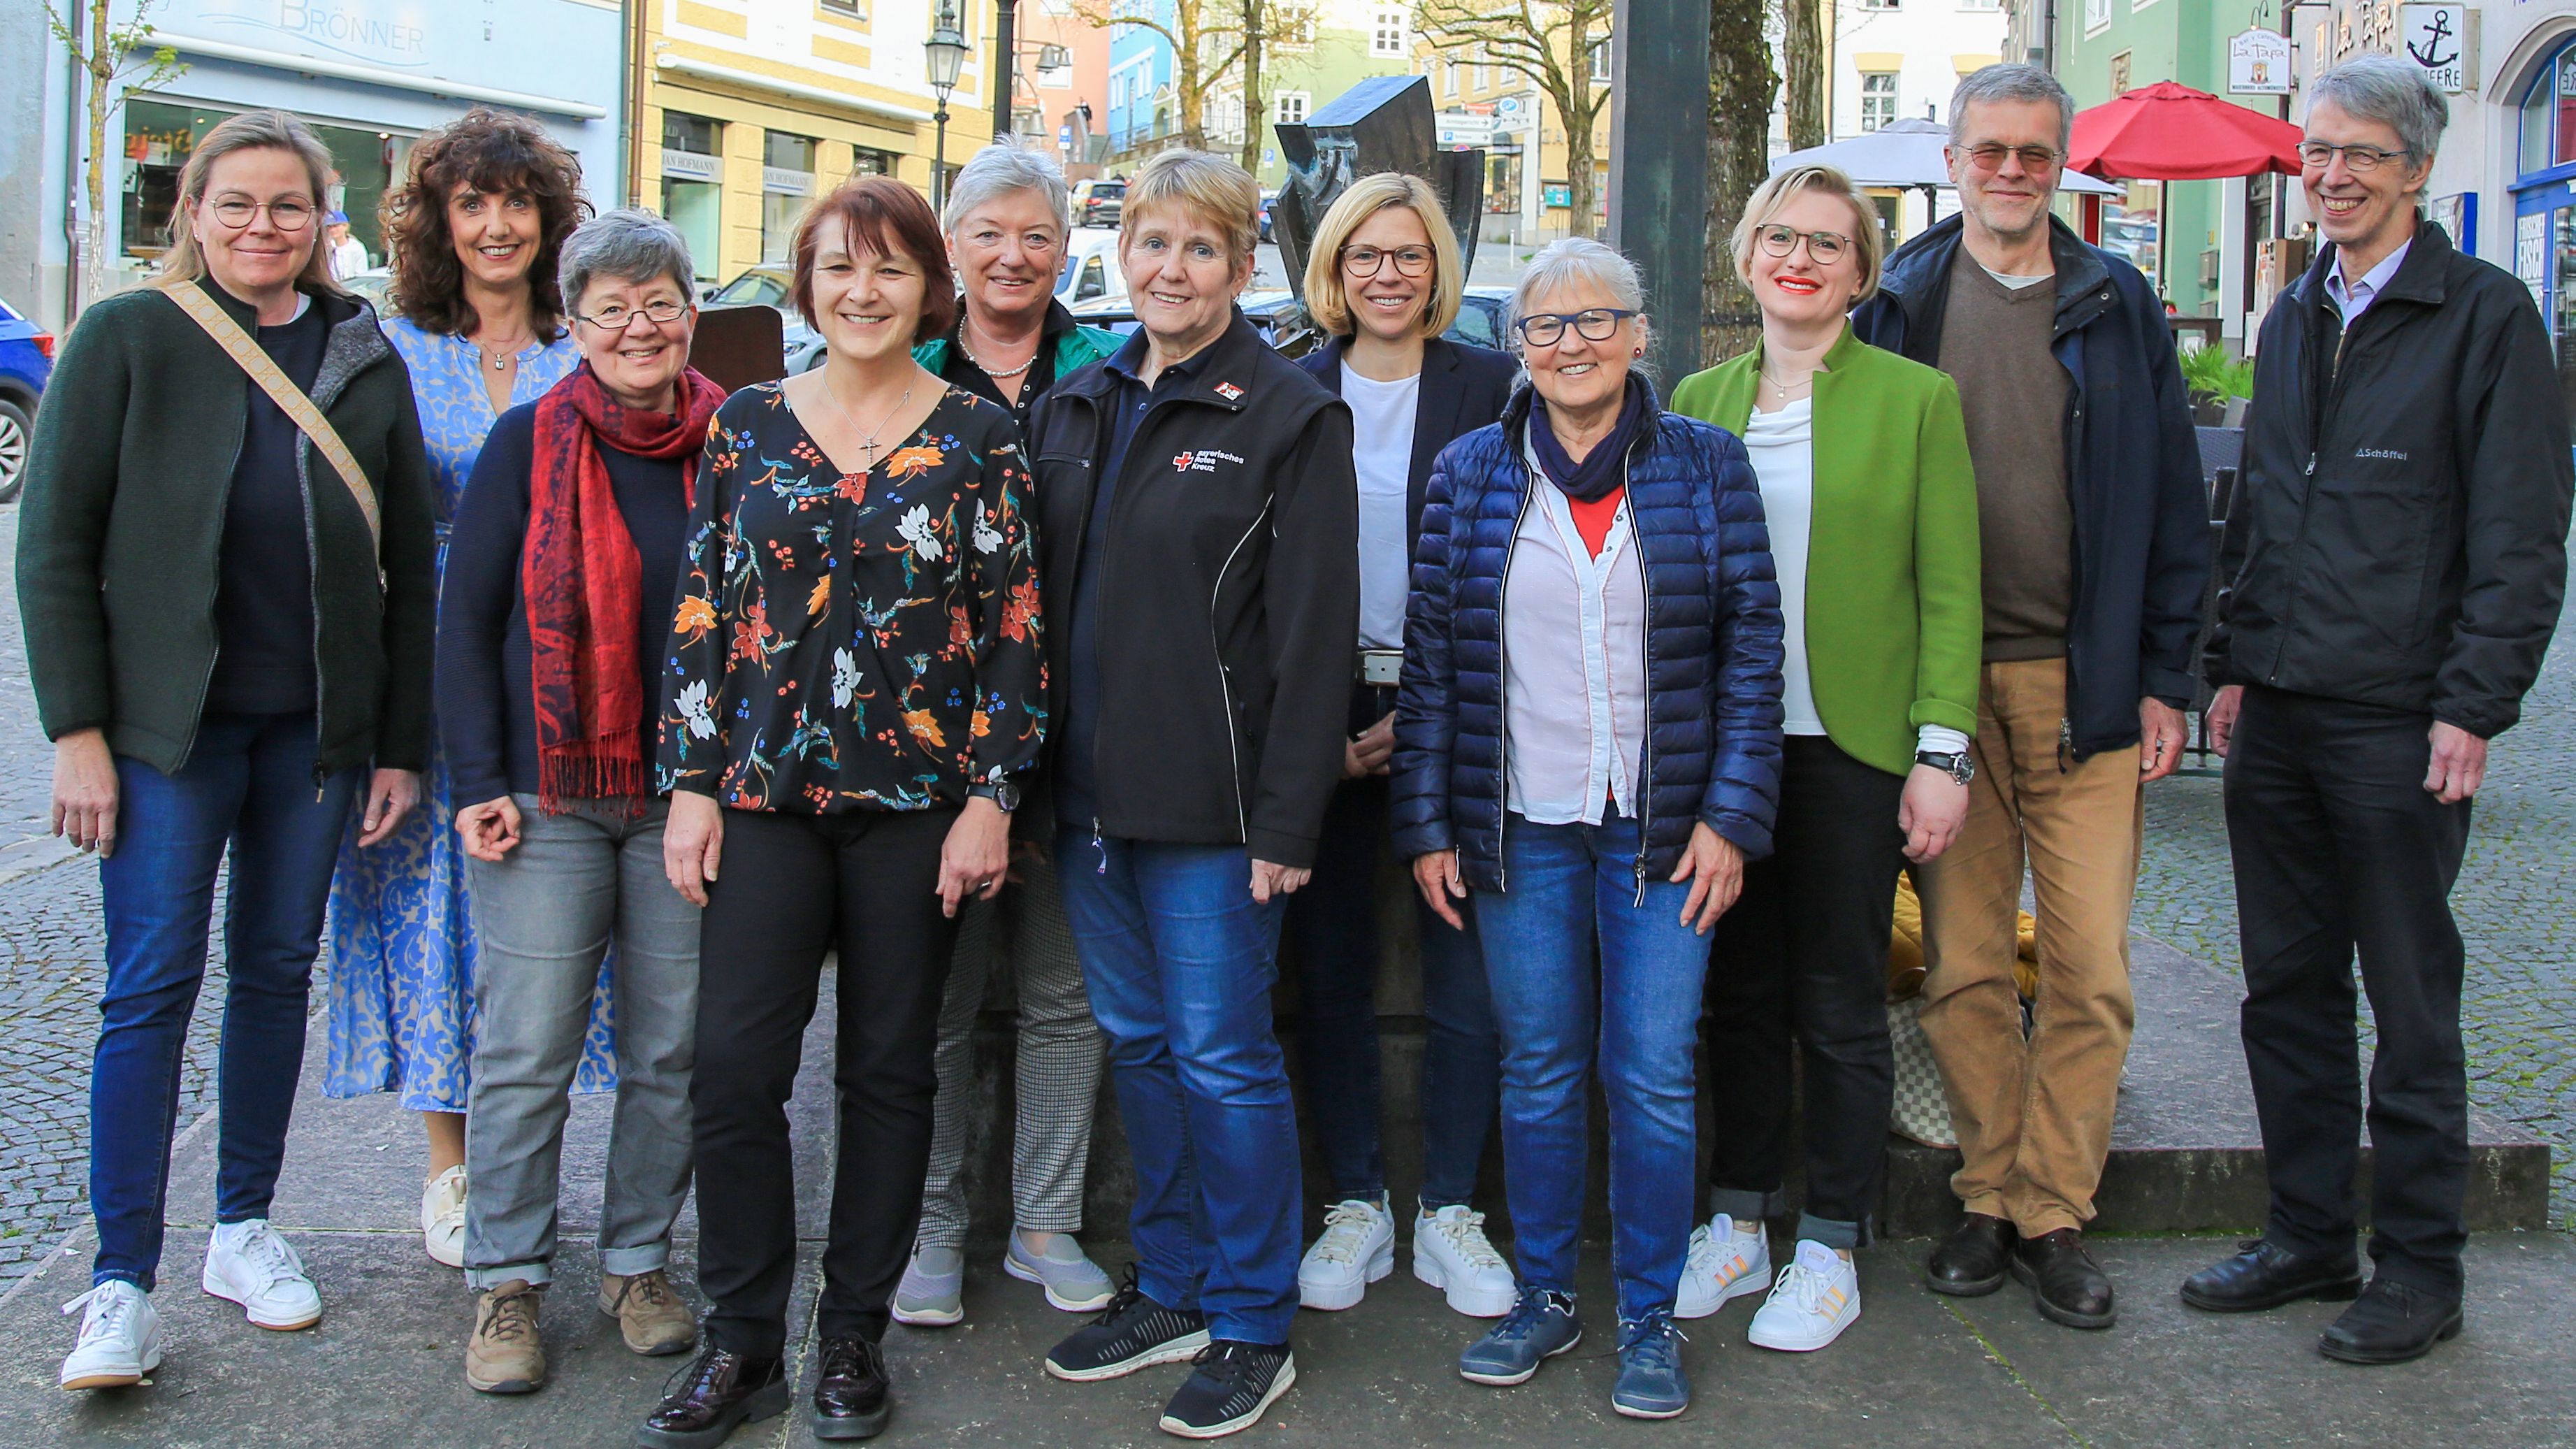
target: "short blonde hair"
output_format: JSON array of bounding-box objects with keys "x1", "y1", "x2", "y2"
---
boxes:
[
  {"x1": 1120, "y1": 149, "x2": 1262, "y2": 264},
  {"x1": 1302, "y1": 173, "x2": 1463, "y2": 338},
  {"x1": 157, "y1": 109, "x2": 344, "y2": 296},
  {"x1": 1731, "y1": 164, "x2": 1883, "y2": 305}
]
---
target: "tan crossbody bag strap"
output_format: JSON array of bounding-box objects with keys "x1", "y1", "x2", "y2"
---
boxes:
[{"x1": 158, "y1": 282, "x2": 383, "y2": 563}]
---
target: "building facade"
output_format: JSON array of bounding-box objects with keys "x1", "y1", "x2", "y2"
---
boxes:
[
  {"x1": 1428, "y1": 29, "x2": 1613, "y2": 242},
  {"x1": 1828, "y1": 0, "x2": 2006, "y2": 142},
  {"x1": 25, "y1": 0, "x2": 624, "y2": 330}
]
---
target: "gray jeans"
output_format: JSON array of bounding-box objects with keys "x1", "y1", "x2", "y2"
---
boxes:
[{"x1": 463, "y1": 797, "x2": 700, "y2": 1290}]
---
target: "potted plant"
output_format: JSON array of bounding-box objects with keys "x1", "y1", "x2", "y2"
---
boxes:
[{"x1": 2178, "y1": 345, "x2": 2256, "y2": 427}]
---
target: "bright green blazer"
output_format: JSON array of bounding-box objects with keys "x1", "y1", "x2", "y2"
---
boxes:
[{"x1": 1668, "y1": 324, "x2": 1983, "y2": 777}]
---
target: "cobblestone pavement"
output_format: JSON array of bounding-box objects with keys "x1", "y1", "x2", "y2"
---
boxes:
[{"x1": 2134, "y1": 547, "x2": 2576, "y2": 1229}]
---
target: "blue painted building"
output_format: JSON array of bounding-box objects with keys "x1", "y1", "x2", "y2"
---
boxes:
[{"x1": 1106, "y1": 0, "x2": 1174, "y2": 157}]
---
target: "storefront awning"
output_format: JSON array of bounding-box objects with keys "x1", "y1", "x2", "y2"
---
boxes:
[{"x1": 143, "y1": 31, "x2": 609, "y2": 120}]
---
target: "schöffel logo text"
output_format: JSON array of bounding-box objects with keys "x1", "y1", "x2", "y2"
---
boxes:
[
  {"x1": 2354, "y1": 447, "x2": 2410, "y2": 460},
  {"x1": 1173, "y1": 449, "x2": 1247, "y2": 474}
]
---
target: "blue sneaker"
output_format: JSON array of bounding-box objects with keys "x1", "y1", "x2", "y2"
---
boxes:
[
  {"x1": 1457, "y1": 1288, "x2": 1582, "y2": 1386},
  {"x1": 1612, "y1": 1314, "x2": 1691, "y2": 1420}
]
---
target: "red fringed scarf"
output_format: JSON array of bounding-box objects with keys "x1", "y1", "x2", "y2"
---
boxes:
[{"x1": 525, "y1": 363, "x2": 725, "y2": 813}]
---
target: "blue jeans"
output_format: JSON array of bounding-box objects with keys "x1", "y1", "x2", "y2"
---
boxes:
[
  {"x1": 1057, "y1": 828, "x2": 1298, "y2": 1346},
  {"x1": 1475, "y1": 812, "x2": 1714, "y2": 1323},
  {"x1": 1283, "y1": 713, "x2": 1500, "y2": 1206},
  {"x1": 92, "y1": 712, "x2": 363, "y2": 1288}
]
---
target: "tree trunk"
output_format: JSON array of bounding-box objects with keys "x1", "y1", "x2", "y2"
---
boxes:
[
  {"x1": 1177, "y1": 38, "x2": 1206, "y2": 150},
  {"x1": 1783, "y1": 0, "x2": 1823, "y2": 150},
  {"x1": 1238, "y1": 0, "x2": 1264, "y2": 174},
  {"x1": 1702, "y1": 0, "x2": 1774, "y2": 367},
  {"x1": 82, "y1": 4, "x2": 113, "y2": 309},
  {"x1": 1561, "y1": 25, "x2": 1596, "y2": 240}
]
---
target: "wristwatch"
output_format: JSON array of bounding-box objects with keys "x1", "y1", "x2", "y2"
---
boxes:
[
  {"x1": 969, "y1": 779, "x2": 1021, "y2": 813},
  {"x1": 1915, "y1": 750, "x2": 1976, "y2": 787}
]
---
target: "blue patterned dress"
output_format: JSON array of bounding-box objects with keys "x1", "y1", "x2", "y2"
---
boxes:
[{"x1": 323, "y1": 317, "x2": 618, "y2": 1110}]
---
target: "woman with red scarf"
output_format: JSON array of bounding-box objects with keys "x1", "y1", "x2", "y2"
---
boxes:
[{"x1": 433, "y1": 210, "x2": 724, "y2": 1397}]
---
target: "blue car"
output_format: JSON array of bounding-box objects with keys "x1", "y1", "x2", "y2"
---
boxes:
[{"x1": 0, "y1": 294, "x2": 52, "y2": 504}]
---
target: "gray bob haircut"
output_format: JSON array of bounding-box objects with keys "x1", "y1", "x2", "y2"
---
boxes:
[
  {"x1": 1950, "y1": 63, "x2": 2076, "y2": 152},
  {"x1": 1510, "y1": 236, "x2": 1651, "y2": 356},
  {"x1": 558, "y1": 209, "x2": 695, "y2": 312},
  {"x1": 942, "y1": 144, "x2": 1072, "y2": 234},
  {"x1": 2308, "y1": 54, "x2": 2449, "y2": 163}
]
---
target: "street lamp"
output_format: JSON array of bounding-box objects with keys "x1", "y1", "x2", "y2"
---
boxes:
[{"x1": 925, "y1": 10, "x2": 970, "y2": 210}]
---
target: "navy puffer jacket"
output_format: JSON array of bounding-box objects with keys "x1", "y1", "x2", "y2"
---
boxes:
[{"x1": 1390, "y1": 384, "x2": 1786, "y2": 893}]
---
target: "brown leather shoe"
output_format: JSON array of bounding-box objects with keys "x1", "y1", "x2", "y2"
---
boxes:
[
  {"x1": 1925, "y1": 1213, "x2": 2017, "y2": 1297},
  {"x1": 465, "y1": 1280, "x2": 547, "y2": 1394},
  {"x1": 600, "y1": 1269, "x2": 697, "y2": 1356}
]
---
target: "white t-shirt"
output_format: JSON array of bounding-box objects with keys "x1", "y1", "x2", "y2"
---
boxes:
[
  {"x1": 1343, "y1": 370, "x2": 1421, "y2": 649},
  {"x1": 1742, "y1": 398, "x2": 1825, "y2": 736},
  {"x1": 329, "y1": 236, "x2": 369, "y2": 280}
]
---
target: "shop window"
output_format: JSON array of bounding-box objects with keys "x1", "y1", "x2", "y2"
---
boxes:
[
  {"x1": 2525, "y1": 48, "x2": 2576, "y2": 172},
  {"x1": 659, "y1": 112, "x2": 723, "y2": 286},
  {"x1": 851, "y1": 148, "x2": 897, "y2": 177},
  {"x1": 1860, "y1": 72, "x2": 1897, "y2": 133},
  {"x1": 762, "y1": 131, "x2": 818, "y2": 263},
  {"x1": 120, "y1": 99, "x2": 403, "y2": 268}
]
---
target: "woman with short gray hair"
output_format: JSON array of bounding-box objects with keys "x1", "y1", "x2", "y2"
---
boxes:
[{"x1": 435, "y1": 207, "x2": 726, "y2": 1395}]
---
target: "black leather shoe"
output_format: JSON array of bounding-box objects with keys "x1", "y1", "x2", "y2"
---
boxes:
[
  {"x1": 635, "y1": 1346, "x2": 788, "y2": 1449},
  {"x1": 2011, "y1": 1229, "x2": 2115, "y2": 1329},
  {"x1": 811, "y1": 1335, "x2": 891, "y2": 1440},
  {"x1": 1925, "y1": 1213, "x2": 2018, "y2": 1297},
  {"x1": 2318, "y1": 1280, "x2": 2463, "y2": 1365},
  {"x1": 2179, "y1": 1238, "x2": 2364, "y2": 1314}
]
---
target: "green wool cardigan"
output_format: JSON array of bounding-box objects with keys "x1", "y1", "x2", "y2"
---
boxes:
[
  {"x1": 1668, "y1": 324, "x2": 1983, "y2": 777},
  {"x1": 17, "y1": 277, "x2": 438, "y2": 779}
]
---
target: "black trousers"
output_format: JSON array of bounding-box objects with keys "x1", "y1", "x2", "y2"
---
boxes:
[
  {"x1": 1700, "y1": 736, "x2": 1909, "y2": 1242},
  {"x1": 2227, "y1": 686, "x2": 2472, "y2": 1294},
  {"x1": 692, "y1": 806, "x2": 962, "y2": 1355}
]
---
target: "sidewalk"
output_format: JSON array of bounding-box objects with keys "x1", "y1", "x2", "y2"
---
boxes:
[{"x1": 1, "y1": 980, "x2": 2569, "y2": 1449}]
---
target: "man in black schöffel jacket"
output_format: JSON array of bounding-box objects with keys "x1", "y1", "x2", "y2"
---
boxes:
[{"x1": 2186, "y1": 56, "x2": 2573, "y2": 1366}]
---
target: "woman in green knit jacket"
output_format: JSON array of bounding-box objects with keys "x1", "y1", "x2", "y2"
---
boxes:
[
  {"x1": 21, "y1": 110, "x2": 436, "y2": 1392},
  {"x1": 1665, "y1": 164, "x2": 1982, "y2": 1354}
]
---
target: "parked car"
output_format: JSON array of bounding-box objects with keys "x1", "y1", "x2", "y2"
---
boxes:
[
  {"x1": 0, "y1": 294, "x2": 53, "y2": 504},
  {"x1": 339, "y1": 266, "x2": 397, "y2": 313},
  {"x1": 1259, "y1": 190, "x2": 1277, "y2": 244},
  {"x1": 1071, "y1": 178, "x2": 1125, "y2": 229},
  {"x1": 707, "y1": 262, "x2": 820, "y2": 354},
  {"x1": 1057, "y1": 228, "x2": 1129, "y2": 307}
]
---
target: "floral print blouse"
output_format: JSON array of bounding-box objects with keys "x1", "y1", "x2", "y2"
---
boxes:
[{"x1": 658, "y1": 382, "x2": 1045, "y2": 813}]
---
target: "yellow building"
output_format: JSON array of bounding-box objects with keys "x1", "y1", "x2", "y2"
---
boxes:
[
  {"x1": 1427, "y1": 39, "x2": 1612, "y2": 239},
  {"x1": 633, "y1": 0, "x2": 1000, "y2": 286}
]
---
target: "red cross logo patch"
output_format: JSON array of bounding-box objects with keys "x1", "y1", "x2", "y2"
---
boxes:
[
  {"x1": 1173, "y1": 452, "x2": 1194, "y2": 471},
  {"x1": 1214, "y1": 382, "x2": 1244, "y2": 401}
]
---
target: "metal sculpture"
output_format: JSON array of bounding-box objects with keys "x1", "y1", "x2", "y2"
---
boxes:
[{"x1": 1273, "y1": 75, "x2": 1486, "y2": 305}]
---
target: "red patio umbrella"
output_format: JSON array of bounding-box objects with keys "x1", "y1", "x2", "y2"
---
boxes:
[{"x1": 2067, "y1": 80, "x2": 2303, "y2": 181}]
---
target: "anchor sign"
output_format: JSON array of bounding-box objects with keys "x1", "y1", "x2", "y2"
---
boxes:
[{"x1": 2397, "y1": 4, "x2": 2467, "y2": 94}]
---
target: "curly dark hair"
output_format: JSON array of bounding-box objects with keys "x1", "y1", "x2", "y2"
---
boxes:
[{"x1": 382, "y1": 108, "x2": 591, "y2": 339}]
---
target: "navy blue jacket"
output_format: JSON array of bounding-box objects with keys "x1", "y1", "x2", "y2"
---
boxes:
[
  {"x1": 1389, "y1": 384, "x2": 1786, "y2": 892},
  {"x1": 1851, "y1": 214, "x2": 2208, "y2": 758},
  {"x1": 1296, "y1": 334, "x2": 1519, "y2": 540}
]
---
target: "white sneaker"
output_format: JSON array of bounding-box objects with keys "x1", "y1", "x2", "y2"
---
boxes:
[
  {"x1": 421, "y1": 1165, "x2": 468, "y2": 1269},
  {"x1": 59, "y1": 1282, "x2": 161, "y2": 1390},
  {"x1": 1297, "y1": 1197, "x2": 1394, "y2": 1311},
  {"x1": 1411, "y1": 1204, "x2": 1517, "y2": 1318},
  {"x1": 202, "y1": 1219, "x2": 323, "y2": 1330},
  {"x1": 1745, "y1": 1239, "x2": 1861, "y2": 1353},
  {"x1": 1674, "y1": 1214, "x2": 1772, "y2": 1319}
]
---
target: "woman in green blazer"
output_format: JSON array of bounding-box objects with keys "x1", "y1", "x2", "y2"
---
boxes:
[{"x1": 1664, "y1": 164, "x2": 1981, "y2": 1353}]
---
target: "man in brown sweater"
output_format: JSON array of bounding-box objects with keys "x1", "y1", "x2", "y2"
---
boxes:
[{"x1": 1851, "y1": 62, "x2": 2208, "y2": 1335}]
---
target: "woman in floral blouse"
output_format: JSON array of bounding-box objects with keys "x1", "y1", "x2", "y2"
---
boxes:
[{"x1": 643, "y1": 177, "x2": 1044, "y2": 1446}]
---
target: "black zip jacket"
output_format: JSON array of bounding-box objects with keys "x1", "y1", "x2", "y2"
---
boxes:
[
  {"x1": 2207, "y1": 222, "x2": 2572, "y2": 737},
  {"x1": 1026, "y1": 312, "x2": 1359, "y2": 866},
  {"x1": 1852, "y1": 214, "x2": 2207, "y2": 759}
]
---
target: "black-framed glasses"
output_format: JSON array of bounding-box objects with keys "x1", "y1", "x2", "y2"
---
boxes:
[
  {"x1": 2297, "y1": 140, "x2": 2411, "y2": 172},
  {"x1": 574, "y1": 298, "x2": 690, "y2": 330},
  {"x1": 1341, "y1": 244, "x2": 1435, "y2": 278},
  {"x1": 1961, "y1": 143, "x2": 2064, "y2": 173},
  {"x1": 207, "y1": 196, "x2": 317, "y2": 231},
  {"x1": 1514, "y1": 308, "x2": 1637, "y2": 347},
  {"x1": 1755, "y1": 224, "x2": 1851, "y2": 264}
]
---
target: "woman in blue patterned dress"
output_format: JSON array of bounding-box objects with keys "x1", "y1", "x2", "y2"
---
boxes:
[{"x1": 324, "y1": 108, "x2": 605, "y2": 1267}]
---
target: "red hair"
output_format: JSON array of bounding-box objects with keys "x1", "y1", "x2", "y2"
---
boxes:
[{"x1": 789, "y1": 177, "x2": 959, "y2": 344}]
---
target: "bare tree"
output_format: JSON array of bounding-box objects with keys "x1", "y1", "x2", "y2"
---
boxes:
[
  {"x1": 1779, "y1": 0, "x2": 1823, "y2": 150},
  {"x1": 1417, "y1": 0, "x2": 1614, "y2": 238},
  {"x1": 1702, "y1": 0, "x2": 1776, "y2": 365},
  {"x1": 45, "y1": 0, "x2": 184, "y2": 313},
  {"x1": 1078, "y1": 0, "x2": 1250, "y2": 152},
  {"x1": 1232, "y1": 0, "x2": 1316, "y2": 175}
]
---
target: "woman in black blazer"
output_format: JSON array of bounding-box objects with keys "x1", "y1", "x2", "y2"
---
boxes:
[{"x1": 1285, "y1": 173, "x2": 1520, "y2": 1320}]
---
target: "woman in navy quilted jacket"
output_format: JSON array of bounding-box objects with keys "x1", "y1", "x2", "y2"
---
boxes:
[{"x1": 1390, "y1": 237, "x2": 1785, "y2": 1421}]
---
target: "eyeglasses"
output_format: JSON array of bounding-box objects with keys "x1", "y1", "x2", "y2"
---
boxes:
[
  {"x1": 2297, "y1": 141, "x2": 2410, "y2": 172},
  {"x1": 574, "y1": 298, "x2": 690, "y2": 330},
  {"x1": 1513, "y1": 308, "x2": 1637, "y2": 347},
  {"x1": 1754, "y1": 224, "x2": 1851, "y2": 264},
  {"x1": 1341, "y1": 244, "x2": 1435, "y2": 278},
  {"x1": 206, "y1": 196, "x2": 317, "y2": 231},
  {"x1": 1961, "y1": 143, "x2": 2064, "y2": 174}
]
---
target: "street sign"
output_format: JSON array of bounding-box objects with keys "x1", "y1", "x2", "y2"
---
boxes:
[
  {"x1": 2398, "y1": 4, "x2": 2468, "y2": 93},
  {"x1": 2228, "y1": 28, "x2": 2293, "y2": 96},
  {"x1": 1498, "y1": 96, "x2": 1523, "y2": 117}
]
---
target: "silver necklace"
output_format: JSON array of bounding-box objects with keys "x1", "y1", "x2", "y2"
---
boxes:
[
  {"x1": 958, "y1": 318, "x2": 1039, "y2": 380},
  {"x1": 1758, "y1": 366, "x2": 1813, "y2": 398},
  {"x1": 821, "y1": 375, "x2": 915, "y2": 468}
]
